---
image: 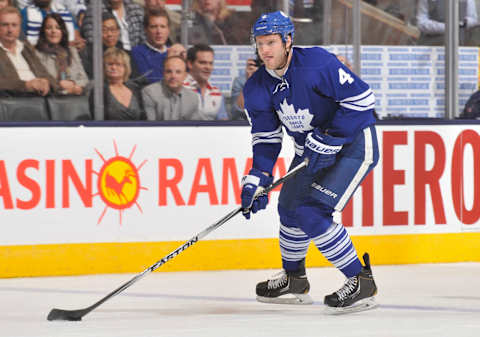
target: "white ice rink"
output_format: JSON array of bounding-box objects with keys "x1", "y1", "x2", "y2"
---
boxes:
[{"x1": 1, "y1": 263, "x2": 479, "y2": 337}]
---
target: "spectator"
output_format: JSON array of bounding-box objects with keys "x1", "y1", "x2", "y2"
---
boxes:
[
  {"x1": 100, "y1": 47, "x2": 145, "y2": 120},
  {"x1": 142, "y1": 55, "x2": 199, "y2": 120},
  {"x1": 81, "y1": 0, "x2": 144, "y2": 51},
  {"x1": 188, "y1": 0, "x2": 250, "y2": 45},
  {"x1": 184, "y1": 43, "x2": 228, "y2": 120},
  {"x1": 144, "y1": 0, "x2": 180, "y2": 43},
  {"x1": 34, "y1": 13, "x2": 87, "y2": 95},
  {"x1": 167, "y1": 42, "x2": 186, "y2": 59},
  {"x1": 417, "y1": 0, "x2": 478, "y2": 45},
  {"x1": 230, "y1": 57, "x2": 259, "y2": 120},
  {"x1": 131, "y1": 7, "x2": 169, "y2": 84},
  {"x1": 0, "y1": 6, "x2": 58, "y2": 96},
  {"x1": 0, "y1": 0, "x2": 13, "y2": 10},
  {"x1": 79, "y1": 12, "x2": 130, "y2": 78},
  {"x1": 16, "y1": 1, "x2": 86, "y2": 26},
  {"x1": 21, "y1": 0, "x2": 85, "y2": 49}
]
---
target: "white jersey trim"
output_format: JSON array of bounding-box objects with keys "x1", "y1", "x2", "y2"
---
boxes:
[
  {"x1": 340, "y1": 88, "x2": 372, "y2": 103},
  {"x1": 339, "y1": 90, "x2": 375, "y2": 111},
  {"x1": 294, "y1": 140, "x2": 304, "y2": 156},
  {"x1": 334, "y1": 127, "x2": 374, "y2": 211},
  {"x1": 252, "y1": 125, "x2": 283, "y2": 147}
]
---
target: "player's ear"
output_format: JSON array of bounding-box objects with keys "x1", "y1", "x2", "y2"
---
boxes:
[{"x1": 285, "y1": 35, "x2": 292, "y2": 50}]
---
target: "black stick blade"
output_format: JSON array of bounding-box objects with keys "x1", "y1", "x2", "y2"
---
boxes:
[{"x1": 47, "y1": 308, "x2": 86, "y2": 321}]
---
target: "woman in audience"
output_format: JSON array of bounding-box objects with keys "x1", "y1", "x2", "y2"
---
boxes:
[
  {"x1": 102, "y1": 47, "x2": 145, "y2": 120},
  {"x1": 35, "y1": 13, "x2": 88, "y2": 95}
]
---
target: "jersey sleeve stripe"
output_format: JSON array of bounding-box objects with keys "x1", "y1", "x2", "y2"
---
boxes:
[
  {"x1": 294, "y1": 141, "x2": 304, "y2": 156},
  {"x1": 339, "y1": 88, "x2": 372, "y2": 103},
  {"x1": 252, "y1": 126, "x2": 283, "y2": 138},
  {"x1": 340, "y1": 101, "x2": 375, "y2": 111},
  {"x1": 252, "y1": 126, "x2": 284, "y2": 146},
  {"x1": 252, "y1": 138, "x2": 283, "y2": 146},
  {"x1": 339, "y1": 91, "x2": 375, "y2": 111}
]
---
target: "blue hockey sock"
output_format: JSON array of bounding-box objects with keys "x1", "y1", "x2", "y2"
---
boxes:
[
  {"x1": 279, "y1": 223, "x2": 310, "y2": 273},
  {"x1": 312, "y1": 222, "x2": 362, "y2": 278}
]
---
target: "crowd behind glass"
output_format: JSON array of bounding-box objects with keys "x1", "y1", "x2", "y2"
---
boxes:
[{"x1": 0, "y1": 0, "x2": 479, "y2": 121}]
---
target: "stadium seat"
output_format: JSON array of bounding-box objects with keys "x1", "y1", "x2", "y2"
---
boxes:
[
  {"x1": 46, "y1": 95, "x2": 92, "y2": 121},
  {"x1": 0, "y1": 97, "x2": 49, "y2": 121}
]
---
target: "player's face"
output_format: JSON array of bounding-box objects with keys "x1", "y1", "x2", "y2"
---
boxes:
[
  {"x1": 163, "y1": 57, "x2": 187, "y2": 92},
  {"x1": 145, "y1": 15, "x2": 170, "y2": 49},
  {"x1": 44, "y1": 17, "x2": 62, "y2": 45},
  {"x1": 0, "y1": 12, "x2": 21, "y2": 46},
  {"x1": 255, "y1": 34, "x2": 289, "y2": 70},
  {"x1": 102, "y1": 18, "x2": 120, "y2": 48},
  {"x1": 188, "y1": 51, "x2": 214, "y2": 84}
]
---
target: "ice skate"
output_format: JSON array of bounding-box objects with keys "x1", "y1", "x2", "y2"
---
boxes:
[
  {"x1": 256, "y1": 270, "x2": 313, "y2": 305},
  {"x1": 324, "y1": 253, "x2": 378, "y2": 314}
]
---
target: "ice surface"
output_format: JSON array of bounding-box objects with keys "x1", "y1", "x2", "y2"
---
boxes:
[{"x1": 1, "y1": 263, "x2": 479, "y2": 337}]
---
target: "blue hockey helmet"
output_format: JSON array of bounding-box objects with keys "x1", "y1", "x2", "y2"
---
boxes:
[{"x1": 251, "y1": 11, "x2": 294, "y2": 44}]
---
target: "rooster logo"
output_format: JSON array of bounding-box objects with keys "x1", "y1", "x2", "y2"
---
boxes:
[
  {"x1": 104, "y1": 169, "x2": 137, "y2": 205},
  {"x1": 94, "y1": 141, "x2": 148, "y2": 225}
]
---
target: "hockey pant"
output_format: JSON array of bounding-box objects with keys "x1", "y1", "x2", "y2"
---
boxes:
[{"x1": 278, "y1": 126, "x2": 379, "y2": 278}]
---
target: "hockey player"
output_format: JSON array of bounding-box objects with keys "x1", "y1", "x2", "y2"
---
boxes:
[{"x1": 240, "y1": 11, "x2": 380, "y2": 313}]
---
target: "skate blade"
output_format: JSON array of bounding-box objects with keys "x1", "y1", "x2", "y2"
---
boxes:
[
  {"x1": 324, "y1": 297, "x2": 378, "y2": 315},
  {"x1": 256, "y1": 293, "x2": 313, "y2": 305}
]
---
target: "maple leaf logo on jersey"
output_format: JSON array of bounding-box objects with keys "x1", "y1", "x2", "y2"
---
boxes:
[{"x1": 276, "y1": 99, "x2": 314, "y2": 133}]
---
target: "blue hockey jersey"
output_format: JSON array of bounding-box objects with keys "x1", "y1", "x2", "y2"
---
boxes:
[{"x1": 243, "y1": 46, "x2": 376, "y2": 174}]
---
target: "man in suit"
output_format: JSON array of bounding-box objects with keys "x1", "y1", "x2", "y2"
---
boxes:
[{"x1": 142, "y1": 55, "x2": 199, "y2": 120}]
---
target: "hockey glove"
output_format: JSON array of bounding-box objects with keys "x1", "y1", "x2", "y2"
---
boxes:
[
  {"x1": 303, "y1": 129, "x2": 346, "y2": 175},
  {"x1": 241, "y1": 168, "x2": 274, "y2": 220}
]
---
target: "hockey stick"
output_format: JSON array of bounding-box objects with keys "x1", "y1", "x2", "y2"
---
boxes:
[{"x1": 47, "y1": 159, "x2": 307, "y2": 321}]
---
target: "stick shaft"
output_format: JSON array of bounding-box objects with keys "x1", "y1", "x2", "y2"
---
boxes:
[{"x1": 48, "y1": 160, "x2": 306, "y2": 320}]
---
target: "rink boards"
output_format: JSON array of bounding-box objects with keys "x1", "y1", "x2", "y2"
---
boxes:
[{"x1": 0, "y1": 124, "x2": 479, "y2": 277}]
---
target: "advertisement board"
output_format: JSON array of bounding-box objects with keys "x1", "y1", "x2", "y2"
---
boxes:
[{"x1": 0, "y1": 124, "x2": 479, "y2": 276}]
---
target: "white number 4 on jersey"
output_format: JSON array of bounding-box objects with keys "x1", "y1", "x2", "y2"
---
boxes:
[{"x1": 338, "y1": 68, "x2": 354, "y2": 85}]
